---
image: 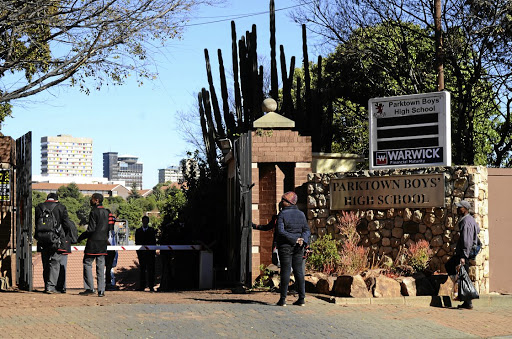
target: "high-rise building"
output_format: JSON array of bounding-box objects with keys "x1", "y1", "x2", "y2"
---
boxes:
[
  {"x1": 41, "y1": 135, "x2": 93, "y2": 177},
  {"x1": 158, "y1": 165, "x2": 184, "y2": 184},
  {"x1": 103, "y1": 152, "x2": 143, "y2": 189}
]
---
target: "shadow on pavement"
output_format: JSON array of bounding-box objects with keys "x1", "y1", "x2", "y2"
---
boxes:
[{"x1": 191, "y1": 298, "x2": 271, "y2": 305}]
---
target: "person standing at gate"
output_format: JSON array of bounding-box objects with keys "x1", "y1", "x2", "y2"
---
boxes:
[
  {"x1": 77, "y1": 193, "x2": 110, "y2": 297},
  {"x1": 275, "y1": 191, "x2": 310, "y2": 307},
  {"x1": 105, "y1": 212, "x2": 118, "y2": 291},
  {"x1": 445, "y1": 200, "x2": 481, "y2": 309},
  {"x1": 35, "y1": 193, "x2": 75, "y2": 294},
  {"x1": 135, "y1": 216, "x2": 156, "y2": 291}
]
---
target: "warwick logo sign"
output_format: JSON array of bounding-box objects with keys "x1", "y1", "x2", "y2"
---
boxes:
[
  {"x1": 369, "y1": 92, "x2": 451, "y2": 169},
  {"x1": 374, "y1": 147, "x2": 443, "y2": 166}
]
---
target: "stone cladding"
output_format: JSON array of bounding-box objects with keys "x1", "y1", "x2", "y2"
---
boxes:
[{"x1": 306, "y1": 166, "x2": 489, "y2": 294}]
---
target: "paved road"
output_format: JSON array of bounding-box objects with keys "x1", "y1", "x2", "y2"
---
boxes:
[{"x1": 1, "y1": 290, "x2": 511, "y2": 338}]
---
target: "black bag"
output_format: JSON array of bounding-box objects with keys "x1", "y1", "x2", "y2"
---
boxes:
[
  {"x1": 35, "y1": 204, "x2": 61, "y2": 250},
  {"x1": 469, "y1": 236, "x2": 482, "y2": 259},
  {"x1": 458, "y1": 265, "x2": 479, "y2": 301}
]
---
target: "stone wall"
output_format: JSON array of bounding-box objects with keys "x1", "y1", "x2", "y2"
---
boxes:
[{"x1": 306, "y1": 166, "x2": 489, "y2": 294}]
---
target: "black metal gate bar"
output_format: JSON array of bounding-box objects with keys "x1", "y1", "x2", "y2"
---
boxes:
[
  {"x1": 15, "y1": 132, "x2": 32, "y2": 291},
  {"x1": 233, "y1": 132, "x2": 252, "y2": 286}
]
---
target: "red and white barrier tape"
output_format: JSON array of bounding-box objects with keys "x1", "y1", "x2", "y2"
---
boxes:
[{"x1": 31, "y1": 245, "x2": 204, "y2": 252}]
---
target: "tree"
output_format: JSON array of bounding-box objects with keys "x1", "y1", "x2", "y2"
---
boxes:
[
  {"x1": 0, "y1": 0, "x2": 219, "y2": 122},
  {"x1": 292, "y1": 0, "x2": 512, "y2": 166},
  {"x1": 116, "y1": 201, "x2": 143, "y2": 231},
  {"x1": 57, "y1": 183, "x2": 82, "y2": 200},
  {"x1": 160, "y1": 187, "x2": 186, "y2": 227}
]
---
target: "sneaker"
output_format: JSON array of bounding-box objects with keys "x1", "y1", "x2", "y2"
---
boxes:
[
  {"x1": 78, "y1": 289, "x2": 95, "y2": 296},
  {"x1": 44, "y1": 289, "x2": 57, "y2": 294},
  {"x1": 276, "y1": 299, "x2": 287, "y2": 307},
  {"x1": 293, "y1": 299, "x2": 306, "y2": 306},
  {"x1": 457, "y1": 303, "x2": 473, "y2": 310},
  {"x1": 149, "y1": 287, "x2": 155, "y2": 292},
  {"x1": 59, "y1": 289, "x2": 66, "y2": 294},
  {"x1": 98, "y1": 291, "x2": 105, "y2": 297}
]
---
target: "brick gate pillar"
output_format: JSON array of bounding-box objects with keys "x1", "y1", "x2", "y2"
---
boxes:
[{"x1": 250, "y1": 100, "x2": 312, "y2": 282}]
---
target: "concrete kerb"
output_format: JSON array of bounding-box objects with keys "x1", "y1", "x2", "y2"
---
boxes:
[{"x1": 322, "y1": 294, "x2": 512, "y2": 308}]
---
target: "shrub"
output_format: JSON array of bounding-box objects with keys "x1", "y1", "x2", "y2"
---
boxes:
[
  {"x1": 335, "y1": 211, "x2": 369, "y2": 275},
  {"x1": 338, "y1": 241, "x2": 369, "y2": 275},
  {"x1": 253, "y1": 264, "x2": 272, "y2": 289},
  {"x1": 307, "y1": 234, "x2": 340, "y2": 275},
  {"x1": 406, "y1": 240, "x2": 433, "y2": 273},
  {"x1": 336, "y1": 211, "x2": 361, "y2": 244}
]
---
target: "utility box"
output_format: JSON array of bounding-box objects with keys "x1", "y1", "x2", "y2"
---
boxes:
[{"x1": 198, "y1": 250, "x2": 213, "y2": 289}]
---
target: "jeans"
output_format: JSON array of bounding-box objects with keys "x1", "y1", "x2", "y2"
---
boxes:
[
  {"x1": 278, "y1": 244, "x2": 305, "y2": 301},
  {"x1": 83, "y1": 254, "x2": 105, "y2": 293}
]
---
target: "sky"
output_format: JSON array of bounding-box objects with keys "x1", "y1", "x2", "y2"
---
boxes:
[{"x1": 2, "y1": 0, "x2": 316, "y2": 189}]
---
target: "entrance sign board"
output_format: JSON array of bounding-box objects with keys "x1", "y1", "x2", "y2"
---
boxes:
[
  {"x1": 0, "y1": 169, "x2": 10, "y2": 201},
  {"x1": 369, "y1": 92, "x2": 451, "y2": 169},
  {"x1": 330, "y1": 174, "x2": 445, "y2": 210}
]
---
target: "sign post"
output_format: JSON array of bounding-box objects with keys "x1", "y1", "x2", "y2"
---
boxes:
[{"x1": 369, "y1": 92, "x2": 451, "y2": 169}]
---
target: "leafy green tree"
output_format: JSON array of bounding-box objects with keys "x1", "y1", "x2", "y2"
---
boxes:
[
  {"x1": 292, "y1": 0, "x2": 512, "y2": 166},
  {"x1": 116, "y1": 201, "x2": 144, "y2": 231},
  {"x1": 160, "y1": 188, "x2": 186, "y2": 227},
  {"x1": 57, "y1": 183, "x2": 82, "y2": 200},
  {"x1": 0, "y1": 0, "x2": 218, "y2": 122},
  {"x1": 32, "y1": 190, "x2": 46, "y2": 207}
]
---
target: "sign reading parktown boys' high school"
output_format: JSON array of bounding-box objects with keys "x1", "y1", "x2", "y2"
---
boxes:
[
  {"x1": 369, "y1": 92, "x2": 451, "y2": 169},
  {"x1": 330, "y1": 174, "x2": 445, "y2": 210}
]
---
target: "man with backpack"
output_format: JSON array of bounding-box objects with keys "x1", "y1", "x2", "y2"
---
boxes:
[{"x1": 35, "y1": 193, "x2": 77, "y2": 294}]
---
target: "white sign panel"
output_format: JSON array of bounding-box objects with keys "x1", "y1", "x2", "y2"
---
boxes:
[{"x1": 369, "y1": 92, "x2": 451, "y2": 169}]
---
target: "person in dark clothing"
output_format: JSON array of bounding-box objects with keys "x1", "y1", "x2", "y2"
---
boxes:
[
  {"x1": 105, "y1": 212, "x2": 118, "y2": 291},
  {"x1": 35, "y1": 193, "x2": 75, "y2": 294},
  {"x1": 275, "y1": 191, "x2": 311, "y2": 307},
  {"x1": 77, "y1": 193, "x2": 110, "y2": 297},
  {"x1": 135, "y1": 216, "x2": 157, "y2": 291},
  {"x1": 445, "y1": 200, "x2": 481, "y2": 309}
]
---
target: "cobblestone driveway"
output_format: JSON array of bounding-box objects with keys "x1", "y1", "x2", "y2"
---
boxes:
[{"x1": 1, "y1": 289, "x2": 511, "y2": 338}]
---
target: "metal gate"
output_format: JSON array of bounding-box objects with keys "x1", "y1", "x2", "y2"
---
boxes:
[
  {"x1": 15, "y1": 132, "x2": 32, "y2": 291},
  {"x1": 229, "y1": 132, "x2": 252, "y2": 286}
]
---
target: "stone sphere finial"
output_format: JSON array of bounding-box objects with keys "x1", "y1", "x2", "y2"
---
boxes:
[{"x1": 262, "y1": 98, "x2": 278, "y2": 113}]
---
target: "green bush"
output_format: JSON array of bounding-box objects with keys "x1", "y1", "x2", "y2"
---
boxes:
[
  {"x1": 406, "y1": 240, "x2": 433, "y2": 273},
  {"x1": 307, "y1": 234, "x2": 340, "y2": 275}
]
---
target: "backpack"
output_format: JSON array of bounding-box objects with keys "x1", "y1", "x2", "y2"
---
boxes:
[
  {"x1": 36, "y1": 204, "x2": 62, "y2": 250},
  {"x1": 469, "y1": 236, "x2": 482, "y2": 259}
]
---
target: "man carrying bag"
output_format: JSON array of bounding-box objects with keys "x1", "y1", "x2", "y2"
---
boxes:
[{"x1": 445, "y1": 200, "x2": 480, "y2": 309}]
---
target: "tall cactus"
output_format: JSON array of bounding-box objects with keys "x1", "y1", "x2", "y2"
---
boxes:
[
  {"x1": 231, "y1": 21, "x2": 243, "y2": 130},
  {"x1": 218, "y1": 49, "x2": 236, "y2": 135},
  {"x1": 269, "y1": 0, "x2": 278, "y2": 101},
  {"x1": 302, "y1": 24, "x2": 312, "y2": 138},
  {"x1": 198, "y1": 90, "x2": 219, "y2": 174},
  {"x1": 204, "y1": 49, "x2": 225, "y2": 138}
]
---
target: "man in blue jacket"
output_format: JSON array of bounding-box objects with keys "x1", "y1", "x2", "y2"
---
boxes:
[
  {"x1": 446, "y1": 200, "x2": 481, "y2": 309},
  {"x1": 275, "y1": 191, "x2": 311, "y2": 307}
]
